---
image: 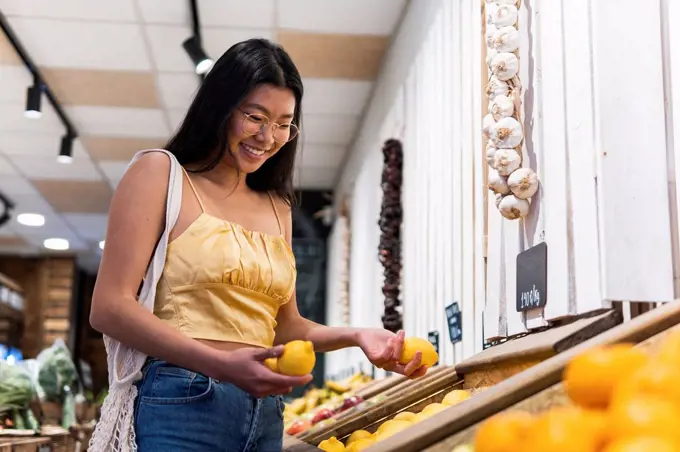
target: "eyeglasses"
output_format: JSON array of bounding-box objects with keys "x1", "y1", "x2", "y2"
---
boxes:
[{"x1": 239, "y1": 109, "x2": 300, "y2": 144}]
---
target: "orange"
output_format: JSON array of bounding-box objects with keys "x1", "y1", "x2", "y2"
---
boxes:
[
  {"x1": 603, "y1": 436, "x2": 680, "y2": 452},
  {"x1": 611, "y1": 363, "x2": 680, "y2": 408},
  {"x1": 523, "y1": 407, "x2": 608, "y2": 452},
  {"x1": 474, "y1": 411, "x2": 535, "y2": 452},
  {"x1": 654, "y1": 329, "x2": 680, "y2": 365},
  {"x1": 564, "y1": 344, "x2": 648, "y2": 409},
  {"x1": 608, "y1": 396, "x2": 680, "y2": 444}
]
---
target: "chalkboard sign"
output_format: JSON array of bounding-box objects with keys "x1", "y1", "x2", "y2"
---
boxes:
[
  {"x1": 516, "y1": 242, "x2": 548, "y2": 312},
  {"x1": 445, "y1": 302, "x2": 462, "y2": 344},
  {"x1": 427, "y1": 331, "x2": 440, "y2": 366}
]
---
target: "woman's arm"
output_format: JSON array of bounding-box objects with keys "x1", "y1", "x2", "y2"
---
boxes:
[{"x1": 90, "y1": 153, "x2": 225, "y2": 377}]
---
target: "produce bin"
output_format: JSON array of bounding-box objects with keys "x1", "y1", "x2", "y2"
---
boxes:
[
  {"x1": 286, "y1": 310, "x2": 622, "y2": 451},
  {"x1": 365, "y1": 301, "x2": 680, "y2": 451},
  {"x1": 0, "y1": 437, "x2": 51, "y2": 452}
]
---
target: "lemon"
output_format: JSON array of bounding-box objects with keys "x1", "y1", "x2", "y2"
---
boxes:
[
  {"x1": 346, "y1": 438, "x2": 375, "y2": 451},
  {"x1": 399, "y1": 337, "x2": 439, "y2": 367},
  {"x1": 346, "y1": 430, "x2": 372, "y2": 445},
  {"x1": 393, "y1": 411, "x2": 416, "y2": 422},
  {"x1": 277, "y1": 340, "x2": 316, "y2": 376},
  {"x1": 318, "y1": 436, "x2": 346, "y2": 452},
  {"x1": 442, "y1": 389, "x2": 472, "y2": 406},
  {"x1": 264, "y1": 357, "x2": 278, "y2": 372}
]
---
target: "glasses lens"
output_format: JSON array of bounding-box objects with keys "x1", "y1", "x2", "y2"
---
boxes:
[
  {"x1": 274, "y1": 124, "x2": 299, "y2": 143},
  {"x1": 243, "y1": 113, "x2": 266, "y2": 135}
]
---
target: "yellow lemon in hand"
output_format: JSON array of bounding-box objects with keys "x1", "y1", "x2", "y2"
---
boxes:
[
  {"x1": 277, "y1": 340, "x2": 316, "y2": 376},
  {"x1": 399, "y1": 337, "x2": 439, "y2": 367},
  {"x1": 264, "y1": 357, "x2": 278, "y2": 372}
]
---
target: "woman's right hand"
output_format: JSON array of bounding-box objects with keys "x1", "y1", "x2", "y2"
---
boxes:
[{"x1": 211, "y1": 346, "x2": 313, "y2": 398}]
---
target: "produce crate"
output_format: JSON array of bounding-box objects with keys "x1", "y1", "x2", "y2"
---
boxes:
[
  {"x1": 286, "y1": 309, "x2": 621, "y2": 451},
  {"x1": 366, "y1": 301, "x2": 680, "y2": 451},
  {"x1": 0, "y1": 437, "x2": 51, "y2": 452},
  {"x1": 41, "y1": 433, "x2": 74, "y2": 452}
]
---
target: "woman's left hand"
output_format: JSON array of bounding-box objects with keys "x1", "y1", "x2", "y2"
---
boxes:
[{"x1": 356, "y1": 329, "x2": 428, "y2": 378}]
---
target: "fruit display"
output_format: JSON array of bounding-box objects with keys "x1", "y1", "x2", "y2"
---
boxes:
[
  {"x1": 317, "y1": 389, "x2": 472, "y2": 451},
  {"x1": 283, "y1": 372, "x2": 375, "y2": 435},
  {"x1": 457, "y1": 330, "x2": 680, "y2": 452}
]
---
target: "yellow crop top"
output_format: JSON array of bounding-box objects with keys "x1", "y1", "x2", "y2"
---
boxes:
[{"x1": 153, "y1": 169, "x2": 297, "y2": 348}]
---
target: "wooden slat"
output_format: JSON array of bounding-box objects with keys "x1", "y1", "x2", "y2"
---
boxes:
[{"x1": 592, "y1": 0, "x2": 674, "y2": 302}]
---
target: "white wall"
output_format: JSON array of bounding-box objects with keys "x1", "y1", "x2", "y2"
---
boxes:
[{"x1": 328, "y1": 0, "x2": 680, "y2": 367}]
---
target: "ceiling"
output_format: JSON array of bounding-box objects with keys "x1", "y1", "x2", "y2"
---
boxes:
[{"x1": 0, "y1": 0, "x2": 407, "y2": 266}]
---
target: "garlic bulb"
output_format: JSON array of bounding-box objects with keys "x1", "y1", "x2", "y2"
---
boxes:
[
  {"x1": 507, "y1": 167, "x2": 539, "y2": 199},
  {"x1": 495, "y1": 193, "x2": 504, "y2": 209},
  {"x1": 486, "y1": 76, "x2": 510, "y2": 99},
  {"x1": 492, "y1": 26, "x2": 520, "y2": 53},
  {"x1": 493, "y1": 148, "x2": 522, "y2": 176},
  {"x1": 491, "y1": 117, "x2": 523, "y2": 148},
  {"x1": 486, "y1": 3, "x2": 499, "y2": 25},
  {"x1": 492, "y1": 4, "x2": 518, "y2": 27},
  {"x1": 488, "y1": 169, "x2": 510, "y2": 195},
  {"x1": 486, "y1": 48, "x2": 499, "y2": 70},
  {"x1": 483, "y1": 114, "x2": 496, "y2": 137},
  {"x1": 486, "y1": 143, "x2": 498, "y2": 168},
  {"x1": 489, "y1": 95, "x2": 514, "y2": 121},
  {"x1": 490, "y1": 52, "x2": 519, "y2": 81},
  {"x1": 498, "y1": 195, "x2": 530, "y2": 220},
  {"x1": 486, "y1": 25, "x2": 497, "y2": 48}
]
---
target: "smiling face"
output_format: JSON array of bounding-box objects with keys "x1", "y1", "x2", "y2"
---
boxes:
[{"x1": 225, "y1": 83, "x2": 297, "y2": 174}]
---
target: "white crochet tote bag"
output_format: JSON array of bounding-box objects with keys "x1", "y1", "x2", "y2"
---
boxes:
[{"x1": 88, "y1": 149, "x2": 184, "y2": 452}]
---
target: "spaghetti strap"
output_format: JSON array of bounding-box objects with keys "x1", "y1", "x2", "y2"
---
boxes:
[
  {"x1": 180, "y1": 167, "x2": 206, "y2": 213},
  {"x1": 268, "y1": 192, "x2": 283, "y2": 235}
]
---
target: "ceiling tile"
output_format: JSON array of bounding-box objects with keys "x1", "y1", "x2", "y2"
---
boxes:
[
  {"x1": 0, "y1": 102, "x2": 63, "y2": 134},
  {"x1": 5, "y1": 17, "x2": 152, "y2": 70},
  {"x1": 0, "y1": 156, "x2": 19, "y2": 176},
  {"x1": 278, "y1": 0, "x2": 407, "y2": 35},
  {"x1": 301, "y1": 114, "x2": 359, "y2": 145},
  {"x1": 302, "y1": 79, "x2": 373, "y2": 115},
  {"x1": 167, "y1": 108, "x2": 186, "y2": 131},
  {"x1": 202, "y1": 28, "x2": 275, "y2": 63},
  {"x1": 0, "y1": 0, "x2": 137, "y2": 22},
  {"x1": 0, "y1": 223, "x2": 16, "y2": 237},
  {"x1": 0, "y1": 132, "x2": 90, "y2": 159},
  {"x1": 65, "y1": 106, "x2": 169, "y2": 138},
  {"x1": 33, "y1": 180, "x2": 112, "y2": 214},
  {"x1": 0, "y1": 236, "x2": 29, "y2": 248},
  {"x1": 297, "y1": 144, "x2": 346, "y2": 167},
  {"x1": 9, "y1": 193, "x2": 57, "y2": 216},
  {"x1": 276, "y1": 31, "x2": 388, "y2": 80},
  {"x1": 157, "y1": 73, "x2": 198, "y2": 109},
  {"x1": 11, "y1": 155, "x2": 102, "y2": 181},
  {"x1": 98, "y1": 161, "x2": 130, "y2": 187},
  {"x1": 42, "y1": 68, "x2": 160, "y2": 108},
  {"x1": 138, "y1": 0, "x2": 276, "y2": 28},
  {"x1": 0, "y1": 33, "x2": 20, "y2": 64},
  {"x1": 82, "y1": 136, "x2": 165, "y2": 162},
  {"x1": 62, "y1": 213, "x2": 108, "y2": 241},
  {"x1": 143, "y1": 24, "x2": 198, "y2": 73},
  {"x1": 0, "y1": 65, "x2": 31, "y2": 103},
  {"x1": 0, "y1": 175, "x2": 40, "y2": 196}
]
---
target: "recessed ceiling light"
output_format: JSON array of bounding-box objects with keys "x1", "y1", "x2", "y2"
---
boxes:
[
  {"x1": 99, "y1": 240, "x2": 105, "y2": 250},
  {"x1": 43, "y1": 238, "x2": 69, "y2": 251},
  {"x1": 17, "y1": 213, "x2": 45, "y2": 227}
]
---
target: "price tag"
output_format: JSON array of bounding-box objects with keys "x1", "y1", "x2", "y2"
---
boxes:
[
  {"x1": 445, "y1": 302, "x2": 463, "y2": 344},
  {"x1": 427, "y1": 331, "x2": 440, "y2": 366},
  {"x1": 516, "y1": 242, "x2": 548, "y2": 312}
]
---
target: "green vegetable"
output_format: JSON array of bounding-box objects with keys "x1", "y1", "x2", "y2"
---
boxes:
[
  {"x1": 23, "y1": 408, "x2": 39, "y2": 431},
  {"x1": 37, "y1": 343, "x2": 79, "y2": 402},
  {"x1": 61, "y1": 388, "x2": 76, "y2": 429},
  {"x1": 0, "y1": 361, "x2": 35, "y2": 414},
  {"x1": 13, "y1": 409, "x2": 25, "y2": 429}
]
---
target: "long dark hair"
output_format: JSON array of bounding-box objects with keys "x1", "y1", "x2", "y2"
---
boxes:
[{"x1": 165, "y1": 38, "x2": 303, "y2": 206}]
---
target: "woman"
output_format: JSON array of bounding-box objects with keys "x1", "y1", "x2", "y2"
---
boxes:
[{"x1": 89, "y1": 38, "x2": 425, "y2": 451}]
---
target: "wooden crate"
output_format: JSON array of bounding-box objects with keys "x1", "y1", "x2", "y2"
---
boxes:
[
  {"x1": 364, "y1": 301, "x2": 680, "y2": 451},
  {"x1": 0, "y1": 437, "x2": 51, "y2": 452}
]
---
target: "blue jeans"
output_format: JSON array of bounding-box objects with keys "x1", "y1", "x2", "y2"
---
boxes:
[{"x1": 133, "y1": 359, "x2": 284, "y2": 451}]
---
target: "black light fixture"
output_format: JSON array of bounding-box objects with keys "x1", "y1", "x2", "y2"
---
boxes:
[
  {"x1": 24, "y1": 79, "x2": 42, "y2": 119},
  {"x1": 57, "y1": 134, "x2": 74, "y2": 164},
  {"x1": 183, "y1": 0, "x2": 213, "y2": 76},
  {"x1": 0, "y1": 191, "x2": 15, "y2": 229},
  {"x1": 0, "y1": 10, "x2": 78, "y2": 161},
  {"x1": 183, "y1": 36, "x2": 213, "y2": 75}
]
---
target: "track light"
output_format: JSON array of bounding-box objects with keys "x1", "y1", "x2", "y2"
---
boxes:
[
  {"x1": 57, "y1": 134, "x2": 73, "y2": 164},
  {"x1": 182, "y1": 36, "x2": 213, "y2": 75},
  {"x1": 24, "y1": 82, "x2": 42, "y2": 119}
]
